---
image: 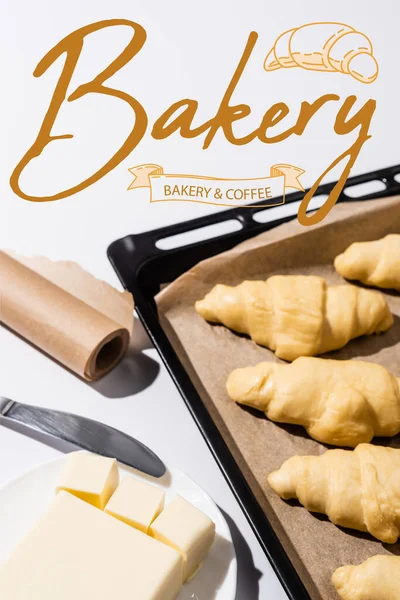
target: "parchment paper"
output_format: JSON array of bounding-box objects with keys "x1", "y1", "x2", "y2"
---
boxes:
[
  {"x1": 0, "y1": 252, "x2": 134, "y2": 381},
  {"x1": 157, "y1": 196, "x2": 400, "y2": 600}
]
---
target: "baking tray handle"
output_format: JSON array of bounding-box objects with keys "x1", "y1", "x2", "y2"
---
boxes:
[{"x1": 109, "y1": 164, "x2": 400, "y2": 290}]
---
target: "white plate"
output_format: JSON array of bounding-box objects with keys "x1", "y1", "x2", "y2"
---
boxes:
[{"x1": 0, "y1": 454, "x2": 237, "y2": 600}]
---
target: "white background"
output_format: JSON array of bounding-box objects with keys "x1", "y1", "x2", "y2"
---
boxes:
[{"x1": 1, "y1": 1, "x2": 399, "y2": 598}]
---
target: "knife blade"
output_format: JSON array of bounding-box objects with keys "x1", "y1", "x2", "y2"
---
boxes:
[{"x1": 0, "y1": 397, "x2": 166, "y2": 478}]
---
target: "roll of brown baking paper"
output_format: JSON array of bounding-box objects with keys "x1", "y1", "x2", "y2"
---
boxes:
[{"x1": 0, "y1": 251, "x2": 134, "y2": 381}]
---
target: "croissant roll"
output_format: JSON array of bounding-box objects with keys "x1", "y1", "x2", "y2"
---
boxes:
[
  {"x1": 268, "y1": 444, "x2": 400, "y2": 543},
  {"x1": 195, "y1": 275, "x2": 393, "y2": 362},
  {"x1": 227, "y1": 358, "x2": 400, "y2": 447},
  {"x1": 333, "y1": 555, "x2": 400, "y2": 600},
  {"x1": 264, "y1": 22, "x2": 378, "y2": 84},
  {"x1": 335, "y1": 234, "x2": 400, "y2": 291}
]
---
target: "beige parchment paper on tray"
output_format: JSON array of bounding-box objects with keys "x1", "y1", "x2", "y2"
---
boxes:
[
  {"x1": 0, "y1": 252, "x2": 134, "y2": 381},
  {"x1": 157, "y1": 196, "x2": 400, "y2": 600}
]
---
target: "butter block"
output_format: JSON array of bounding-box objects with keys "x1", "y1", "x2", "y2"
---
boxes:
[
  {"x1": 56, "y1": 452, "x2": 119, "y2": 509},
  {"x1": 150, "y1": 494, "x2": 216, "y2": 581},
  {"x1": 0, "y1": 491, "x2": 183, "y2": 600},
  {"x1": 105, "y1": 477, "x2": 165, "y2": 533}
]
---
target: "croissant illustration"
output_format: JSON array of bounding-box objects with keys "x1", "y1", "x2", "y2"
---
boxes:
[
  {"x1": 264, "y1": 22, "x2": 379, "y2": 84},
  {"x1": 195, "y1": 275, "x2": 393, "y2": 362},
  {"x1": 268, "y1": 444, "x2": 400, "y2": 543},
  {"x1": 333, "y1": 555, "x2": 400, "y2": 600},
  {"x1": 335, "y1": 234, "x2": 400, "y2": 291},
  {"x1": 227, "y1": 358, "x2": 400, "y2": 447}
]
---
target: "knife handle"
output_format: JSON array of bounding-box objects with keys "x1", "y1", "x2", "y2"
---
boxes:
[{"x1": 3, "y1": 401, "x2": 91, "y2": 443}]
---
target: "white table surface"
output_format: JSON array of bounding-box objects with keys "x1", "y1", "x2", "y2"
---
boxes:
[{"x1": 1, "y1": 0, "x2": 399, "y2": 597}]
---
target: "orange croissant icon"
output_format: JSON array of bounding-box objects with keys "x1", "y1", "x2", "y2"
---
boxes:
[{"x1": 264, "y1": 22, "x2": 378, "y2": 84}]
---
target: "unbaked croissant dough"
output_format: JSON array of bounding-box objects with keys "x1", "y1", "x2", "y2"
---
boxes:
[
  {"x1": 335, "y1": 234, "x2": 400, "y2": 291},
  {"x1": 227, "y1": 358, "x2": 400, "y2": 447},
  {"x1": 332, "y1": 555, "x2": 400, "y2": 600},
  {"x1": 195, "y1": 275, "x2": 393, "y2": 361},
  {"x1": 268, "y1": 444, "x2": 400, "y2": 543},
  {"x1": 264, "y1": 22, "x2": 378, "y2": 84}
]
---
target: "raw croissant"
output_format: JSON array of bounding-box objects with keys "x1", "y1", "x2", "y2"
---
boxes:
[
  {"x1": 268, "y1": 444, "x2": 400, "y2": 543},
  {"x1": 195, "y1": 275, "x2": 393, "y2": 362},
  {"x1": 333, "y1": 555, "x2": 400, "y2": 600},
  {"x1": 335, "y1": 234, "x2": 400, "y2": 291},
  {"x1": 264, "y1": 22, "x2": 378, "y2": 84},
  {"x1": 227, "y1": 358, "x2": 400, "y2": 447}
]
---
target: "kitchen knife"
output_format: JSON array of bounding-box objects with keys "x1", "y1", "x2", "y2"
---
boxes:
[{"x1": 0, "y1": 397, "x2": 166, "y2": 478}]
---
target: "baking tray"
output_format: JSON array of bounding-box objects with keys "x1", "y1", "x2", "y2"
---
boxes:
[{"x1": 107, "y1": 164, "x2": 400, "y2": 600}]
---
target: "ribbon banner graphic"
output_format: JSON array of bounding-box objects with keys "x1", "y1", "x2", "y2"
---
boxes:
[{"x1": 128, "y1": 164, "x2": 305, "y2": 207}]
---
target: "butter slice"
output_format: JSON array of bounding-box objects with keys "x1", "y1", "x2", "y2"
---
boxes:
[
  {"x1": 150, "y1": 494, "x2": 216, "y2": 581},
  {"x1": 56, "y1": 452, "x2": 119, "y2": 509},
  {"x1": 0, "y1": 491, "x2": 183, "y2": 600},
  {"x1": 105, "y1": 477, "x2": 165, "y2": 533}
]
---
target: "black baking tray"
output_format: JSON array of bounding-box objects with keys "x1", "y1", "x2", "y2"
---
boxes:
[{"x1": 108, "y1": 164, "x2": 400, "y2": 600}]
